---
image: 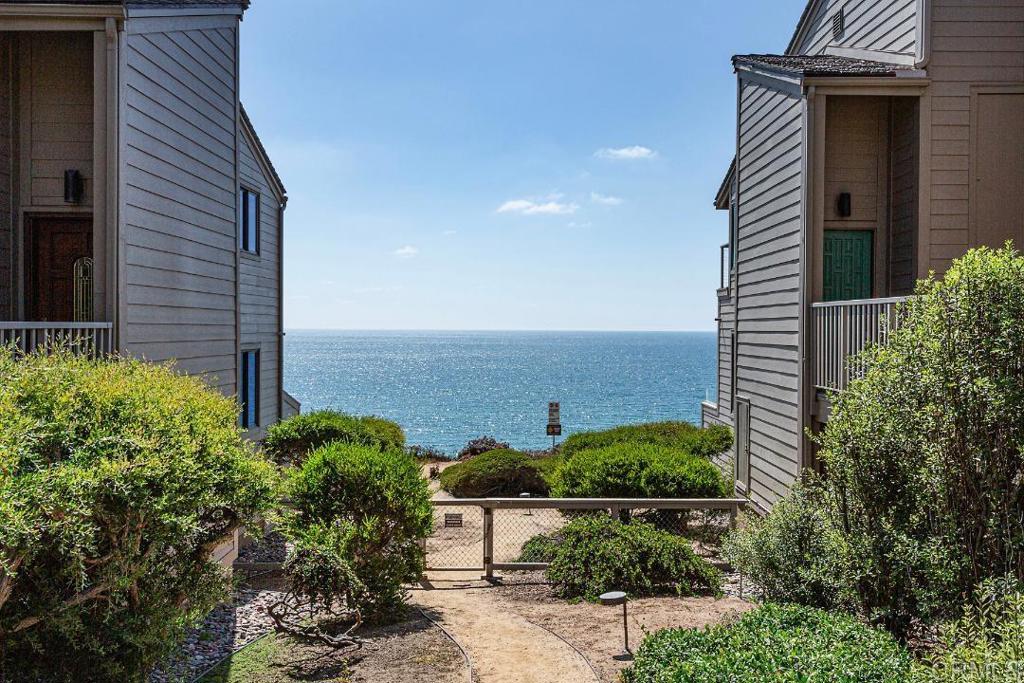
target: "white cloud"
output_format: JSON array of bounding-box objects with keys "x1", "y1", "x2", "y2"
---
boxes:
[
  {"x1": 497, "y1": 198, "x2": 579, "y2": 216},
  {"x1": 568, "y1": 221, "x2": 593, "y2": 229},
  {"x1": 594, "y1": 145, "x2": 658, "y2": 160},
  {"x1": 591, "y1": 192, "x2": 623, "y2": 206},
  {"x1": 393, "y1": 245, "x2": 419, "y2": 258},
  {"x1": 442, "y1": 229, "x2": 458, "y2": 236}
]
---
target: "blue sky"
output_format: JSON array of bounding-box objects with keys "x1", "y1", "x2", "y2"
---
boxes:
[{"x1": 240, "y1": 0, "x2": 807, "y2": 331}]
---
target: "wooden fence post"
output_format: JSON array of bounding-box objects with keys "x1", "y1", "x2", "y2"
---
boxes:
[{"x1": 482, "y1": 506, "x2": 494, "y2": 581}]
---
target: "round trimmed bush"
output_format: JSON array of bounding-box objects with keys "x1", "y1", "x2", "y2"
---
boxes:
[
  {"x1": 0, "y1": 350, "x2": 277, "y2": 682},
  {"x1": 561, "y1": 421, "x2": 732, "y2": 460},
  {"x1": 286, "y1": 442, "x2": 432, "y2": 620},
  {"x1": 623, "y1": 603, "x2": 911, "y2": 683},
  {"x1": 544, "y1": 515, "x2": 721, "y2": 601},
  {"x1": 553, "y1": 443, "x2": 730, "y2": 499},
  {"x1": 439, "y1": 449, "x2": 549, "y2": 497},
  {"x1": 263, "y1": 410, "x2": 405, "y2": 465}
]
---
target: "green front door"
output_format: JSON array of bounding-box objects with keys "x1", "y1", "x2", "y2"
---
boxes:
[{"x1": 823, "y1": 230, "x2": 873, "y2": 302}]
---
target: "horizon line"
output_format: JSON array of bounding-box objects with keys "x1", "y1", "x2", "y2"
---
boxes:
[{"x1": 283, "y1": 327, "x2": 717, "y2": 334}]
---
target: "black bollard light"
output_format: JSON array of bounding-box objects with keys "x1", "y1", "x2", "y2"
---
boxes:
[{"x1": 600, "y1": 590, "x2": 632, "y2": 660}]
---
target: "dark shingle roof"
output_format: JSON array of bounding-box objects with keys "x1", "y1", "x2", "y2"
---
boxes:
[{"x1": 733, "y1": 54, "x2": 914, "y2": 78}]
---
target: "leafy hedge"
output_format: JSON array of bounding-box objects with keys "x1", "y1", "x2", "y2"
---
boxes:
[
  {"x1": 561, "y1": 421, "x2": 732, "y2": 460},
  {"x1": 0, "y1": 351, "x2": 277, "y2": 682},
  {"x1": 623, "y1": 603, "x2": 911, "y2": 683},
  {"x1": 439, "y1": 449, "x2": 550, "y2": 497},
  {"x1": 285, "y1": 442, "x2": 432, "y2": 620},
  {"x1": 553, "y1": 443, "x2": 730, "y2": 499},
  {"x1": 263, "y1": 410, "x2": 405, "y2": 465},
  {"x1": 544, "y1": 515, "x2": 721, "y2": 601}
]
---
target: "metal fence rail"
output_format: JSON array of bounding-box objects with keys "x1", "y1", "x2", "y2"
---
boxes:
[
  {"x1": 812, "y1": 297, "x2": 910, "y2": 392},
  {"x1": 0, "y1": 322, "x2": 114, "y2": 359},
  {"x1": 426, "y1": 497, "x2": 748, "y2": 579}
]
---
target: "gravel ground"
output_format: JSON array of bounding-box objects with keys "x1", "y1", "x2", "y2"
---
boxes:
[
  {"x1": 149, "y1": 589, "x2": 287, "y2": 683},
  {"x1": 236, "y1": 531, "x2": 290, "y2": 564}
]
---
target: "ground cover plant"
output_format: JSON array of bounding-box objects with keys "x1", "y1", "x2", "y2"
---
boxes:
[
  {"x1": 553, "y1": 443, "x2": 730, "y2": 499},
  {"x1": 277, "y1": 441, "x2": 433, "y2": 640},
  {"x1": 263, "y1": 410, "x2": 405, "y2": 465},
  {"x1": 439, "y1": 449, "x2": 550, "y2": 497},
  {"x1": 726, "y1": 246, "x2": 1024, "y2": 638},
  {"x1": 561, "y1": 421, "x2": 732, "y2": 460},
  {"x1": 542, "y1": 515, "x2": 721, "y2": 601},
  {"x1": 623, "y1": 603, "x2": 912, "y2": 683},
  {"x1": 0, "y1": 350, "x2": 277, "y2": 682}
]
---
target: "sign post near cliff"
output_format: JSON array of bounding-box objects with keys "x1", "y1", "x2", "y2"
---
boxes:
[{"x1": 547, "y1": 401, "x2": 562, "y2": 448}]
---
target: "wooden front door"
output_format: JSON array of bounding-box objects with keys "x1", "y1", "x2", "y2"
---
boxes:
[
  {"x1": 26, "y1": 216, "x2": 93, "y2": 321},
  {"x1": 823, "y1": 230, "x2": 873, "y2": 302}
]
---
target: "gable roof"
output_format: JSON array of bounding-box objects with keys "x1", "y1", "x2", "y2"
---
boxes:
[
  {"x1": 240, "y1": 104, "x2": 287, "y2": 203},
  {"x1": 785, "y1": 0, "x2": 821, "y2": 55},
  {"x1": 733, "y1": 54, "x2": 914, "y2": 78}
]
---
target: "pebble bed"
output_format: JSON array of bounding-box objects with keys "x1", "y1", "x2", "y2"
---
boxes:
[{"x1": 149, "y1": 589, "x2": 285, "y2": 683}]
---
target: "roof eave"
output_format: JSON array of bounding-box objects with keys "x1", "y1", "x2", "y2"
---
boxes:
[
  {"x1": 239, "y1": 105, "x2": 287, "y2": 203},
  {"x1": 714, "y1": 158, "x2": 735, "y2": 211}
]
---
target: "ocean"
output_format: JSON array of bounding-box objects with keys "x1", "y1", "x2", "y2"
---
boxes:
[{"x1": 284, "y1": 330, "x2": 717, "y2": 456}]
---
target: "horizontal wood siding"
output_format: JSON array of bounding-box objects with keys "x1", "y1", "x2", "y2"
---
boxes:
[
  {"x1": 0, "y1": 36, "x2": 12, "y2": 317},
  {"x1": 735, "y1": 78, "x2": 804, "y2": 511},
  {"x1": 26, "y1": 32, "x2": 94, "y2": 208},
  {"x1": 717, "y1": 293, "x2": 735, "y2": 415},
  {"x1": 795, "y1": 0, "x2": 917, "y2": 57},
  {"x1": 889, "y1": 97, "x2": 918, "y2": 295},
  {"x1": 239, "y1": 130, "x2": 281, "y2": 431},
  {"x1": 926, "y1": 0, "x2": 1024, "y2": 273},
  {"x1": 121, "y1": 20, "x2": 239, "y2": 395}
]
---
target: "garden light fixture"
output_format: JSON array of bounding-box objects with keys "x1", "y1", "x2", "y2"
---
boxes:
[{"x1": 599, "y1": 590, "x2": 632, "y2": 660}]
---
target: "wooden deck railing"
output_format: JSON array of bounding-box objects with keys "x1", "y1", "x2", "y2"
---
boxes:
[
  {"x1": 0, "y1": 322, "x2": 114, "y2": 359},
  {"x1": 812, "y1": 297, "x2": 910, "y2": 392}
]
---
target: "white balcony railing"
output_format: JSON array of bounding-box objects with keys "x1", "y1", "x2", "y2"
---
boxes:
[
  {"x1": 812, "y1": 297, "x2": 910, "y2": 392},
  {"x1": 0, "y1": 322, "x2": 114, "y2": 359}
]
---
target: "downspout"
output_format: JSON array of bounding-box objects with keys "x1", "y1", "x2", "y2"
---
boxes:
[
  {"x1": 914, "y1": 0, "x2": 932, "y2": 68},
  {"x1": 277, "y1": 199, "x2": 285, "y2": 421}
]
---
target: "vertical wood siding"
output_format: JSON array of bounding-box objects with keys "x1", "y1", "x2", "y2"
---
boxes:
[
  {"x1": 795, "y1": 0, "x2": 917, "y2": 57},
  {"x1": 121, "y1": 21, "x2": 239, "y2": 394},
  {"x1": 889, "y1": 97, "x2": 919, "y2": 294},
  {"x1": 926, "y1": 0, "x2": 1024, "y2": 273},
  {"x1": 0, "y1": 36, "x2": 12, "y2": 317},
  {"x1": 27, "y1": 33, "x2": 94, "y2": 208},
  {"x1": 238, "y1": 131, "x2": 281, "y2": 431},
  {"x1": 734, "y1": 79, "x2": 804, "y2": 510}
]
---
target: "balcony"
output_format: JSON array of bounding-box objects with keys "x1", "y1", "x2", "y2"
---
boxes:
[
  {"x1": 0, "y1": 322, "x2": 114, "y2": 359},
  {"x1": 812, "y1": 297, "x2": 910, "y2": 392}
]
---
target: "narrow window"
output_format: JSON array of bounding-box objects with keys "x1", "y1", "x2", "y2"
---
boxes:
[
  {"x1": 240, "y1": 349, "x2": 260, "y2": 428},
  {"x1": 239, "y1": 188, "x2": 260, "y2": 253}
]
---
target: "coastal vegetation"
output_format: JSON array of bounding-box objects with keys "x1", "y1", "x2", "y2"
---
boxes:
[
  {"x1": 263, "y1": 409, "x2": 405, "y2": 466},
  {"x1": 438, "y1": 449, "x2": 552, "y2": 497},
  {"x1": 561, "y1": 420, "x2": 732, "y2": 460},
  {"x1": 536, "y1": 515, "x2": 722, "y2": 601},
  {"x1": 0, "y1": 351, "x2": 277, "y2": 682}
]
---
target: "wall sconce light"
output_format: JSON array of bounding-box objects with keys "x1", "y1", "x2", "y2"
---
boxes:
[
  {"x1": 64, "y1": 169, "x2": 84, "y2": 204},
  {"x1": 837, "y1": 192, "x2": 852, "y2": 218}
]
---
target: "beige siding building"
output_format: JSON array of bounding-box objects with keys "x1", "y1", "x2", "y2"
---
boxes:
[
  {"x1": 703, "y1": 0, "x2": 1024, "y2": 511},
  {"x1": 0, "y1": 0, "x2": 296, "y2": 439}
]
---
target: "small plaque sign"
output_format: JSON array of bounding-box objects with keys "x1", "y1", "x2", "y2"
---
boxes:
[
  {"x1": 444, "y1": 513, "x2": 463, "y2": 528},
  {"x1": 547, "y1": 424, "x2": 562, "y2": 436},
  {"x1": 547, "y1": 402, "x2": 562, "y2": 438}
]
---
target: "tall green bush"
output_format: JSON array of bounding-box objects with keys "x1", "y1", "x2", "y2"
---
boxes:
[
  {"x1": 263, "y1": 410, "x2": 405, "y2": 465},
  {"x1": 0, "y1": 351, "x2": 277, "y2": 682},
  {"x1": 439, "y1": 449, "x2": 550, "y2": 497},
  {"x1": 623, "y1": 603, "x2": 911, "y2": 683},
  {"x1": 553, "y1": 443, "x2": 729, "y2": 499},
  {"x1": 544, "y1": 515, "x2": 721, "y2": 601},
  {"x1": 285, "y1": 442, "x2": 432, "y2": 620},
  {"x1": 561, "y1": 421, "x2": 732, "y2": 459}
]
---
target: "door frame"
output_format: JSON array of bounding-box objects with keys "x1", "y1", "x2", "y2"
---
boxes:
[
  {"x1": 968, "y1": 85, "x2": 1024, "y2": 250},
  {"x1": 23, "y1": 213, "x2": 94, "y2": 322}
]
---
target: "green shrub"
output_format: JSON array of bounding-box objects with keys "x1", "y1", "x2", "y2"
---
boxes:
[
  {"x1": 457, "y1": 436, "x2": 510, "y2": 460},
  {"x1": 439, "y1": 449, "x2": 549, "y2": 497},
  {"x1": 561, "y1": 421, "x2": 732, "y2": 460},
  {"x1": 263, "y1": 410, "x2": 405, "y2": 465},
  {"x1": 285, "y1": 442, "x2": 432, "y2": 619},
  {"x1": 544, "y1": 515, "x2": 721, "y2": 601},
  {"x1": 517, "y1": 531, "x2": 563, "y2": 563},
  {"x1": 553, "y1": 443, "x2": 730, "y2": 499},
  {"x1": 723, "y1": 481, "x2": 844, "y2": 610},
  {"x1": 0, "y1": 350, "x2": 277, "y2": 682},
  {"x1": 913, "y1": 578, "x2": 1024, "y2": 683},
  {"x1": 531, "y1": 454, "x2": 564, "y2": 489},
  {"x1": 812, "y1": 245, "x2": 1024, "y2": 635},
  {"x1": 624, "y1": 603, "x2": 911, "y2": 683}
]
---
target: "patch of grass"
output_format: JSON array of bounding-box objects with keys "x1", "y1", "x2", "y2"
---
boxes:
[{"x1": 197, "y1": 634, "x2": 351, "y2": 683}]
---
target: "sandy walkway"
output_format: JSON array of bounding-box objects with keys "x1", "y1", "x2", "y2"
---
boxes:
[{"x1": 412, "y1": 576, "x2": 598, "y2": 683}]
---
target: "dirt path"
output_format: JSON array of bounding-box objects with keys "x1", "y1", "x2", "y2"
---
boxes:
[{"x1": 411, "y1": 576, "x2": 598, "y2": 683}]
